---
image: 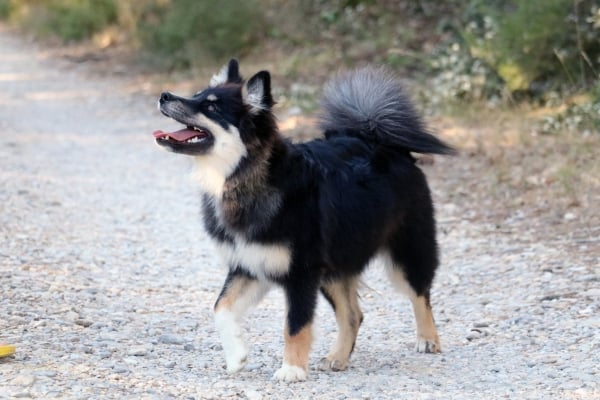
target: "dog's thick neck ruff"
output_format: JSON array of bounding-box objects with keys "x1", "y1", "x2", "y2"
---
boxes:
[{"x1": 156, "y1": 59, "x2": 279, "y2": 202}]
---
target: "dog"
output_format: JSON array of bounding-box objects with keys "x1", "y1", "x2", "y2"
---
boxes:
[{"x1": 153, "y1": 59, "x2": 455, "y2": 382}]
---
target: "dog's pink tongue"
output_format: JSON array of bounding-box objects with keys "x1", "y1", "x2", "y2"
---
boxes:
[{"x1": 153, "y1": 128, "x2": 199, "y2": 142}]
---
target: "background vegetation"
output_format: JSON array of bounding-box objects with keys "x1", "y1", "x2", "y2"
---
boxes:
[{"x1": 1, "y1": 0, "x2": 598, "y2": 132}]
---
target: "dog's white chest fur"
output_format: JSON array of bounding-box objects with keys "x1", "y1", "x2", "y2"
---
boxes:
[{"x1": 216, "y1": 237, "x2": 291, "y2": 278}]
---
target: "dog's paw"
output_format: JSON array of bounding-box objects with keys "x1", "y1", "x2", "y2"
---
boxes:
[
  {"x1": 225, "y1": 352, "x2": 248, "y2": 373},
  {"x1": 273, "y1": 363, "x2": 307, "y2": 382},
  {"x1": 318, "y1": 356, "x2": 349, "y2": 372},
  {"x1": 224, "y1": 343, "x2": 248, "y2": 373},
  {"x1": 415, "y1": 335, "x2": 441, "y2": 354}
]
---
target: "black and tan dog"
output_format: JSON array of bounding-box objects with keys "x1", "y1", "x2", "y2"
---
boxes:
[{"x1": 154, "y1": 60, "x2": 454, "y2": 381}]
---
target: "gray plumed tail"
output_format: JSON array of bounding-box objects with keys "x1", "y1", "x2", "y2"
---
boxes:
[{"x1": 319, "y1": 66, "x2": 456, "y2": 155}]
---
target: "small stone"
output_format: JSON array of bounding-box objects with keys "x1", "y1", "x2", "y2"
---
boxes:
[
  {"x1": 536, "y1": 355, "x2": 558, "y2": 364},
  {"x1": 466, "y1": 328, "x2": 487, "y2": 341},
  {"x1": 127, "y1": 345, "x2": 149, "y2": 356},
  {"x1": 91, "y1": 322, "x2": 108, "y2": 329},
  {"x1": 245, "y1": 389, "x2": 263, "y2": 400},
  {"x1": 33, "y1": 370, "x2": 57, "y2": 378},
  {"x1": 183, "y1": 343, "x2": 195, "y2": 352},
  {"x1": 123, "y1": 356, "x2": 139, "y2": 365},
  {"x1": 12, "y1": 375, "x2": 36, "y2": 387},
  {"x1": 244, "y1": 363, "x2": 261, "y2": 372},
  {"x1": 164, "y1": 361, "x2": 176, "y2": 369},
  {"x1": 112, "y1": 365, "x2": 129, "y2": 374},
  {"x1": 65, "y1": 311, "x2": 79, "y2": 321},
  {"x1": 158, "y1": 334, "x2": 184, "y2": 345},
  {"x1": 75, "y1": 319, "x2": 93, "y2": 328},
  {"x1": 563, "y1": 212, "x2": 576, "y2": 221},
  {"x1": 97, "y1": 350, "x2": 111, "y2": 359}
]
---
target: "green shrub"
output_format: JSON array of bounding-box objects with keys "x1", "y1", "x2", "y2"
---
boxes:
[
  {"x1": 138, "y1": 0, "x2": 266, "y2": 69},
  {"x1": 0, "y1": 0, "x2": 12, "y2": 19},
  {"x1": 45, "y1": 0, "x2": 117, "y2": 41},
  {"x1": 5, "y1": 0, "x2": 117, "y2": 41},
  {"x1": 465, "y1": 0, "x2": 600, "y2": 92}
]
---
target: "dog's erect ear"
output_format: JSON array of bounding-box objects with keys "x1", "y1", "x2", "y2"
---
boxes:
[
  {"x1": 243, "y1": 71, "x2": 274, "y2": 113},
  {"x1": 210, "y1": 59, "x2": 242, "y2": 87}
]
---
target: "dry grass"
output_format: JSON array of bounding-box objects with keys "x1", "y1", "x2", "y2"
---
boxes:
[{"x1": 426, "y1": 104, "x2": 599, "y2": 256}]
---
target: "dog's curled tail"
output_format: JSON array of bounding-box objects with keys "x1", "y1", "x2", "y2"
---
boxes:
[{"x1": 319, "y1": 66, "x2": 456, "y2": 155}]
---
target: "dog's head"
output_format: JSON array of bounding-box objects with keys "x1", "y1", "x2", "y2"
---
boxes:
[{"x1": 154, "y1": 59, "x2": 275, "y2": 157}]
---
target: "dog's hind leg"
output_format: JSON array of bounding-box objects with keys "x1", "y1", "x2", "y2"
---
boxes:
[
  {"x1": 410, "y1": 290, "x2": 441, "y2": 353},
  {"x1": 214, "y1": 269, "x2": 271, "y2": 373},
  {"x1": 318, "y1": 277, "x2": 363, "y2": 371},
  {"x1": 385, "y1": 261, "x2": 441, "y2": 353}
]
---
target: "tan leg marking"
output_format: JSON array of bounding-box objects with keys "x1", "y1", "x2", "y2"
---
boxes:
[
  {"x1": 214, "y1": 275, "x2": 249, "y2": 312},
  {"x1": 283, "y1": 323, "x2": 313, "y2": 369},
  {"x1": 411, "y1": 295, "x2": 441, "y2": 353},
  {"x1": 274, "y1": 323, "x2": 313, "y2": 381},
  {"x1": 385, "y1": 262, "x2": 441, "y2": 353},
  {"x1": 319, "y1": 278, "x2": 363, "y2": 371}
]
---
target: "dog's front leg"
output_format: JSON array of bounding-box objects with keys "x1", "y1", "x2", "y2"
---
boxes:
[
  {"x1": 273, "y1": 278, "x2": 318, "y2": 382},
  {"x1": 214, "y1": 269, "x2": 271, "y2": 373}
]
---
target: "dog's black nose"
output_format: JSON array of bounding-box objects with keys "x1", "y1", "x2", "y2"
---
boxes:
[{"x1": 160, "y1": 92, "x2": 173, "y2": 104}]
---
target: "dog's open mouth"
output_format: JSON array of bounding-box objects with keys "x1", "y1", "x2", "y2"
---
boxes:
[
  {"x1": 153, "y1": 125, "x2": 214, "y2": 155},
  {"x1": 153, "y1": 126, "x2": 210, "y2": 144}
]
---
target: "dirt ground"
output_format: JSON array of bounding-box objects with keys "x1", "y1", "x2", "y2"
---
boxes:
[{"x1": 1, "y1": 24, "x2": 598, "y2": 399}]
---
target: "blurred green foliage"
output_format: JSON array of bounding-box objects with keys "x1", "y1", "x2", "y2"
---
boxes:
[
  {"x1": 462, "y1": 0, "x2": 600, "y2": 93},
  {"x1": 137, "y1": 0, "x2": 265, "y2": 69},
  {"x1": 0, "y1": 0, "x2": 598, "y2": 112},
  {"x1": 47, "y1": 0, "x2": 117, "y2": 41},
  {"x1": 3, "y1": 0, "x2": 117, "y2": 41},
  {"x1": 0, "y1": 0, "x2": 11, "y2": 19}
]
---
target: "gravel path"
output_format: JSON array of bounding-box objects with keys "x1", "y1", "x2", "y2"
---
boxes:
[{"x1": 1, "y1": 25, "x2": 598, "y2": 399}]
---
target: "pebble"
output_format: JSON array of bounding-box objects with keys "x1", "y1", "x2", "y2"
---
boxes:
[
  {"x1": 97, "y1": 350, "x2": 112, "y2": 359},
  {"x1": 11, "y1": 375, "x2": 36, "y2": 387},
  {"x1": 158, "y1": 334, "x2": 185, "y2": 345},
  {"x1": 33, "y1": 370, "x2": 57, "y2": 378},
  {"x1": 75, "y1": 319, "x2": 93, "y2": 328},
  {"x1": 183, "y1": 343, "x2": 195, "y2": 352},
  {"x1": 112, "y1": 365, "x2": 130, "y2": 374},
  {"x1": 13, "y1": 393, "x2": 33, "y2": 399},
  {"x1": 563, "y1": 212, "x2": 576, "y2": 221},
  {"x1": 244, "y1": 363, "x2": 261, "y2": 372},
  {"x1": 534, "y1": 355, "x2": 558, "y2": 364},
  {"x1": 466, "y1": 329, "x2": 488, "y2": 341},
  {"x1": 123, "y1": 356, "x2": 140, "y2": 365},
  {"x1": 245, "y1": 389, "x2": 263, "y2": 400},
  {"x1": 127, "y1": 345, "x2": 150, "y2": 356}
]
